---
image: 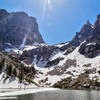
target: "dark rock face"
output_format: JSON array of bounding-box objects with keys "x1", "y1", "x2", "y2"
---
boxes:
[
  {"x1": 89, "y1": 15, "x2": 100, "y2": 43},
  {"x1": 45, "y1": 58, "x2": 64, "y2": 68},
  {"x1": 71, "y1": 20, "x2": 93, "y2": 46},
  {"x1": 78, "y1": 14, "x2": 100, "y2": 58},
  {"x1": 79, "y1": 43, "x2": 100, "y2": 58},
  {"x1": 19, "y1": 46, "x2": 60, "y2": 66},
  {"x1": 0, "y1": 9, "x2": 9, "y2": 19},
  {"x1": 0, "y1": 9, "x2": 44, "y2": 50},
  {"x1": 48, "y1": 59, "x2": 76, "y2": 75}
]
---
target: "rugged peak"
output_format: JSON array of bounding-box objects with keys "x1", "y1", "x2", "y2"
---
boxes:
[
  {"x1": 80, "y1": 22, "x2": 92, "y2": 34},
  {"x1": 88, "y1": 14, "x2": 100, "y2": 43},
  {"x1": 97, "y1": 14, "x2": 100, "y2": 21},
  {"x1": 94, "y1": 14, "x2": 100, "y2": 28},
  {"x1": 87, "y1": 20, "x2": 91, "y2": 25},
  {"x1": 0, "y1": 9, "x2": 9, "y2": 19},
  {"x1": 0, "y1": 9, "x2": 8, "y2": 14},
  {"x1": 0, "y1": 9, "x2": 45, "y2": 51},
  {"x1": 70, "y1": 20, "x2": 93, "y2": 47},
  {"x1": 11, "y1": 12, "x2": 28, "y2": 16},
  {"x1": 78, "y1": 14, "x2": 100, "y2": 58}
]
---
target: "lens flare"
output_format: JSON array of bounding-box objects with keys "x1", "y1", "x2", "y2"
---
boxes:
[
  {"x1": 48, "y1": 0, "x2": 51, "y2": 4},
  {"x1": 42, "y1": 0, "x2": 52, "y2": 21},
  {"x1": 41, "y1": 0, "x2": 63, "y2": 27}
]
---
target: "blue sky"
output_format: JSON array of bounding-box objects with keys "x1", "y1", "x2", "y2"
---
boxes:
[{"x1": 0, "y1": 0, "x2": 100, "y2": 45}]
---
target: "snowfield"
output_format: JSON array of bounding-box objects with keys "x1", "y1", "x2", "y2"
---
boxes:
[
  {"x1": 33, "y1": 46, "x2": 100, "y2": 86},
  {"x1": 3, "y1": 42, "x2": 100, "y2": 87},
  {"x1": 55, "y1": 42, "x2": 69, "y2": 48}
]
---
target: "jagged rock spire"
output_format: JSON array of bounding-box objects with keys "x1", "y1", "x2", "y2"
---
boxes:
[
  {"x1": 94, "y1": 14, "x2": 100, "y2": 28},
  {"x1": 0, "y1": 9, "x2": 9, "y2": 19},
  {"x1": 87, "y1": 20, "x2": 91, "y2": 25},
  {"x1": 97, "y1": 14, "x2": 100, "y2": 21}
]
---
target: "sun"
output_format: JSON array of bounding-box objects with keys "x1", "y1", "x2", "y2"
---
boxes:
[{"x1": 48, "y1": 0, "x2": 51, "y2": 4}]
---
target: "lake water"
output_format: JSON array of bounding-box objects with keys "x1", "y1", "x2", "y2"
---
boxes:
[{"x1": 1, "y1": 89, "x2": 100, "y2": 100}]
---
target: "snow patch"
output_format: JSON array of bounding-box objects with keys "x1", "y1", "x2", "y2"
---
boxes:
[
  {"x1": 5, "y1": 43, "x2": 12, "y2": 46},
  {"x1": 19, "y1": 34, "x2": 28, "y2": 49},
  {"x1": 0, "y1": 96, "x2": 17, "y2": 100},
  {"x1": 86, "y1": 42, "x2": 96, "y2": 46},
  {"x1": 23, "y1": 45, "x2": 37, "y2": 51},
  {"x1": 34, "y1": 34, "x2": 38, "y2": 40},
  {"x1": 55, "y1": 42, "x2": 69, "y2": 48}
]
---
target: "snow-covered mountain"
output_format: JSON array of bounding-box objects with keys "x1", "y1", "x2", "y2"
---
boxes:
[
  {"x1": 16, "y1": 14, "x2": 100, "y2": 89},
  {"x1": 1, "y1": 9, "x2": 100, "y2": 89}
]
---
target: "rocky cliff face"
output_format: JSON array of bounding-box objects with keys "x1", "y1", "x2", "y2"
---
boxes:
[
  {"x1": 78, "y1": 14, "x2": 100, "y2": 58},
  {"x1": 0, "y1": 9, "x2": 44, "y2": 51}
]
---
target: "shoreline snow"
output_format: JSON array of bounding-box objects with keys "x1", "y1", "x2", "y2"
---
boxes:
[{"x1": 0, "y1": 88, "x2": 59, "y2": 97}]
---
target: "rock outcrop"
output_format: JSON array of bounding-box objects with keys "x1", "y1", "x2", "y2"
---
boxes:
[{"x1": 79, "y1": 14, "x2": 100, "y2": 58}]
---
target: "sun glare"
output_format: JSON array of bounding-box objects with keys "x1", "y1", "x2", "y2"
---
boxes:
[
  {"x1": 41, "y1": 0, "x2": 63, "y2": 27},
  {"x1": 42, "y1": 0, "x2": 52, "y2": 20},
  {"x1": 48, "y1": 0, "x2": 51, "y2": 4}
]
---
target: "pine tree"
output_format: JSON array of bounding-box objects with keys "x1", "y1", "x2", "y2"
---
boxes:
[
  {"x1": 13, "y1": 68, "x2": 17, "y2": 76},
  {"x1": 19, "y1": 70, "x2": 24, "y2": 81},
  {"x1": 32, "y1": 66, "x2": 35, "y2": 74},
  {"x1": 1, "y1": 58, "x2": 5, "y2": 68},
  {"x1": 0, "y1": 58, "x2": 6, "y2": 72},
  {"x1": 0, "y1": 62, "x2": 2, "y2": 72},
  {"x1": 7, "y1": 64, "x2": 13, "y2": 76}
]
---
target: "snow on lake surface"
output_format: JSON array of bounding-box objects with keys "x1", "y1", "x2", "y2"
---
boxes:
[
  {"x1": 0, "y1": 96, "x2": 17, "y2": 100},
  {"x1": 0, "y1": 88, "x2": 58, "y2": 97},
  {"x1": 0, "y1": 89, "x2": 100, "y2": 100}
]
